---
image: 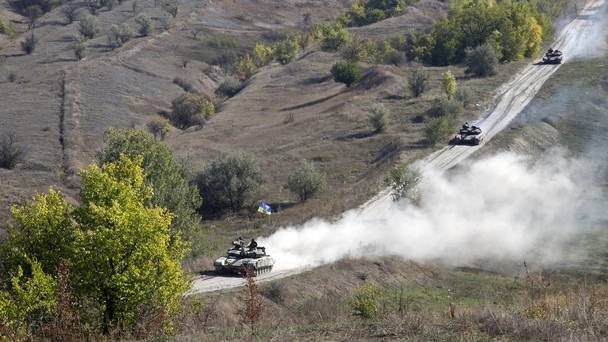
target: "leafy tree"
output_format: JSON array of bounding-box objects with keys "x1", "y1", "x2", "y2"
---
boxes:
[
  {"x1": 73, "y1": 155, "x2": 189, "y2": 332},
  {"x1": 135, "y1": 15, "x2": 154, "y2": 37},
  {"x1": 108, "y1": 23, "x2": 133, "y2": 49},
  {"x1": 61, "y1": 1, "x2": 78, "y2": 24},
  {"x1": 465, "y1": 43, "x2": 498, "y2": 77},
  {"x1": 385, "y1": 164, "x2": 421, "y2": 202},
  {"x1": 408, "y1": 67, "x2": 428, "y2": 97},
  {"x1": 273, "y1": 38, "x2": 299, "y2": 65},
  {"x1": 428, "y1": 97, "x2": 463, "y2": 118},
  {"x1": 162, "y1": 0, "x2": 178, "y2": 18},
  {"x1": 170, "y1": 93, "x2": 215, "y2": 129},
  {"x1": 442, "y1": 70, "x2": 456, "y2": 99},
  {"x1": 368, "y1": 103, "x2": 388, "y2": 133},
  {"x1": 320, "y1": 24, "x2": 350, "y2": 51},
  {"x1": 217, "y1": 76, "x2": 242, "y2": 97},
  {"x1": 146, "y1": 117, "x2": 170, "y2": 140},
  {"x1": 287, "y1": 161, "x2": 326, "y2": 202},
  {"x1": 97, "y1": 129, "x2": 202, "y2": 239},
  {"x1": 252, "y1": 42, "x2": 273, "y2": 67},
  {"x1": 79, "y1": 15, "x2": 98, "y2": 39},
  {"x1": 331, "y1": 60, "x2": 362, "y2": 87},
  {"x1": 24, "y1": 5, "x2": 42, "y2": 30},
  {"x1": 196, "y1": 152, "x2": 263, "y2": 213},
  {"x1": 340, "y1": 38, "x2": 375, "y2": 63},
  {"x1": 72, "y1": 38, "x2": 86, "y2": 60}
]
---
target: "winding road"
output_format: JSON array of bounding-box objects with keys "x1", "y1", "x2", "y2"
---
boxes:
[{"x1": 187, "y1": 0, "x2": 607, "y2": 296}]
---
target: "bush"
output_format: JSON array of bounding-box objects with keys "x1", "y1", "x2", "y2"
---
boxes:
[
  {"x1": 20, "y1": 33, "x2": 37, "y2": 54},
  {"x1": 170, "y1": 93, "x2": 215, "y2": 129},
  {"x1": 425, "y1": 115, "x2": 457, "y2": 145},
  {"x1": 234, "y1": 54, "x2": 257, "y2": 80},
  {"x1": 408, "y1": 67, "x2": 428, "y2": 97},
  {"x1": 252, "y1": 42, "x2": 273, "y2": 67},
  {"x1": 135, "y1": 15, "x2": 154, "y2": 37},
  {"x1": 340, "y1": 38, "x2": 376, "y2": 63},
  {"x1": 320, "y1": 24, "x2": 350, "y2": 52},
  {"x1": 331, "y1": 60, "x2": 362, "y2": 87},
  {"x1": 196, "y1": 152, "x2": 264, "y2": 213},
  {"x1": 146, "y1": 117, "x2": 170, "y2": 140},
  {"x1": 442, "y1": 70, "x2": 457, "y2": 99},
  {"x1": 385, "y1": 164, "x2": 421, "y2": 202},
  {"x1": 8, "y1": 71, "x2": 16, "y2": 82},
  {"x1": 465, "y1": 43, "x2": 498, "y2": 77},
  {"x1": 349, "y1": 283, "x2": 383, "y2": 319},
  {"x1": 368, "y1": 103, "x2": 388, "y2": 133},
  {"x1": 173, "y1": 77, "x2": 195, "y2": 93},
  {"x1": 456, "y1": 88, "x2": 473, "y2": 108},
  {"x1": 108, "y1": 23, "x2": 133, "y2": 49},
  {"x1": 72, "y1": 39, "x2": 85, "y2": 60},
  {"x1": 427, "y1": 97, "x2": 463, "y2": 118},
  {"x1": 273, "y1": 38, "x2": 299, "y2": 65},
  {"x1": 287, "y1": 160, "x2": 326, "y2": 202},
  {"x1": 60, "y1": 2, "x2": 79, "y2": 24},
  {"x1": 0, "y1": 132, "x2": 26, "y2": 169},
  {"x1": 78, "y1": 15, "x2": 98, "y2": 39},
  {"x1": 217, "y1": 76, "x2": 242, "y2": 97}
]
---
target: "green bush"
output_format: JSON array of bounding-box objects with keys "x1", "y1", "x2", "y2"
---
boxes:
[
  {"x1": 319, "y1": 24, "x2": 350, "y2": 52},
  {"x1": 427, "y1": 98, "x2": 463, "y2": 118},
  {"x1": 385, "y1": 164, "x2": 421, "y2": 202},
  {"x1": 135, "y1": 15, "x2": 154, "y2": 37},
  {"x1": 79, "y1": 15, "x2": 98, "y2": 39},
  {"x1": 234, "y1": 54, "x2": 257, "y2": 80},
  {"x1": 339, "y1": 0, "x2": 408, "y2": 27},
  {"x1": 217, "y1": 76, "x2": 243, "y2": 97},
  {"x1": 425, "y1": 115, "x2": 457, "y2": 146},
  {"x1": 465, "y1": 43, "x2": 498, "y2": 77},
  {"x1": 72, "y1": 39, "x2": 86, "y2": 60},
  {"x1": 287, "y1": 161, "x2": 326, "y2": 202},
  {"x1": 340, "y1": 38, "x2": 375, "y2": 63},
  {"x1": 108, "y1": 23, "x2": 133, "y2": 49},
  {"x1": 348, "y1": 282, "x2": 383, "y2": 319},
  {"x1": 0, "y1": 132, "x2": 26, "y2": 169},
  {"x1": 170, "y1": 93, "x2": 215, "y2": 129},
  {"x1": 368, "y1": 103, "x2": 388, "y2": 133},
  {"x1": 273, "y1": 38, "x2": 299, "y2": 65},
  {"x1": 196, "y1": 152, "x2": 264, "y2": 213},
  {"x1": 408, "y1": 67, "x2": 428, "y2": 97},
  {"x1": 331, "y1": 60, "x2": 362, "y2": 87}
]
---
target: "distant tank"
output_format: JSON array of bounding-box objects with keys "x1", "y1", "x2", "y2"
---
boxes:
[
  {"x1": 542, "y1": 48, "x2": 563, "y2": 64},
  {"x1": 451, "y1": 122, "x2": 483, "y2": 146},
  {"x1": 214, "y1": 238, "x2": 274, "y2": 276}
]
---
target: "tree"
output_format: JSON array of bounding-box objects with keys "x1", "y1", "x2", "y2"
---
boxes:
[
  {"x1": 385, "y1": 164, "x2": 421, "y2": 202},
  {"x1": 73, "y1": 155, "x2": 189, "y2": 332},
  {"x1": 135, "y1": 15, "x2": 154, "y2": 37},
  {"x1": 196, "y1": 152, "x2": 263, "y2": 213},
  {"x1": 72, "y1": 38, "x2": 86, "y2": 60},
  {"x1": 108, "y1": 23, "x2": 133, "y2": 49},
  {"x1": 217, "y1": 76, "x2": 242, "y2": 97},
  {"x1": 427, "y1": 97, "x2": 463, "y2": 118},
  {"x1": 331, "y1": 60, "x2": 362, "y2": 87},
  {"x1": 234, "y1": 54, "x2": 257, "y2": 80},
  {"x1": 442, "y1": 70, "x2": 456, "y2": 99},
  {"x1": 273, "y1": 38, "x2": 299, "y2": 65},
  {"x1": 320, "y1": 24, "x2": 350, "y2": 51},
  {"x1": 0, "y1": 132, "x2": 26, "y2": 169},
  {"x1": 170, "y1": 93, "x2": 215, "y2": 129},
  {"x1": 61, "y1": 2, "x2": 79, "y2": 25},
  {"x1": 97, "y1": 129, "x2": 202, "y2": 239},
  {"x1": 287, "y1": 160, "x2": 326, "y2": 202},
  {"x1": 464, "y1": 43, "x2": 498, "y2": 77},
  {"x1": 408, "y1": 67, "x2": 428, "y2": 97},
  {"x1": 425, "y1": 115, "x2": 457, "y2": 145},
  {"x1": 24, "y1": 5, "x2": 42, "y2": 30},
  {"x1": 252, "y1": 42, "x2": 273, "y2": 67},
  {"x1": 146, "y1": 117, "x2": 170, "y2": 140},
  {"x1": 79, "y1": 15, "x2": 98, "y2": 39},
  {"x1": 368, "y1": 103, "x2": 388, "y2": 133}
]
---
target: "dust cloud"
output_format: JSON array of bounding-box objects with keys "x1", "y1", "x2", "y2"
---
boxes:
[{"x1": 260, "y1": 151, "x2": 607, "y2": 270}]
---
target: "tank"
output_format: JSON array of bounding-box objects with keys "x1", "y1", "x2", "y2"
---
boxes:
[
  {"x1": 214, "y1": 239, "x2": 274, "y2": 276},
  {"x1": 451, "y1": 123, "x2": 483, "y2": 146},
  {"x1": 542, "y1": 49, "x2": 563, "y2": 64}
]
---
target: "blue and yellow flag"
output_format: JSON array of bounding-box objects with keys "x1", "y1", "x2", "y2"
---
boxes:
[{"x1": 257, "y1": 201, "x2": 272, "y2": 215}]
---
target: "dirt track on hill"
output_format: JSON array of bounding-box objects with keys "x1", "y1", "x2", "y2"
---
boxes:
[{"x1": 188, "y1": 0, "x2": 607, "y2": 295}]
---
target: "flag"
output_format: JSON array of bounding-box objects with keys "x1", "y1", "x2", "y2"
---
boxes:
[{"x1": 257, "y1": 201, "x2": 272, "y2": 215}]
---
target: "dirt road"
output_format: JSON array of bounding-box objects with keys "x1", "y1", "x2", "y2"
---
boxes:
[{"x1": 188, "y1": 0, "x2": 607, "y2": 295}]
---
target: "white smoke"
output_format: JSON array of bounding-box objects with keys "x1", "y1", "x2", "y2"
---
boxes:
[
  {"x1": 260, "y1": 151, "x2": 606, "y2": 270},
  {"x1": 567, "y1": 0, "x2": 608, "y2": 59}
]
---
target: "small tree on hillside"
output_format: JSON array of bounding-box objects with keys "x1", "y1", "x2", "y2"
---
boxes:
[
  {"x1": 368, "y1": 103, "x2": 388, "y2": 133},
  {"x1": 135, "y1": 15, "x2": 154, "y2": 37},
  {"x1": 196, "y1": 152, "x2": 263, "y2": 213},
  {"x1": 425, "y1": 115, "x2": 457, "y2": 145},
  {"x1": 408, "y1": 68, "x2": 428, "y2": 97},
  {"x1": 240, "y1": 269, "x2": 263, "y2": 337},
  {"x1": 108, "y1": 23, "x2": 133, "y2": 49},
  {"x1": 72, "y1": 38, "x2": 86, "y2": 60},
  {"x1": 442, "y1": 70, "x2": 457, "y2": 100},
  {"x1": 331, "y1": 60, "x2": 362, "y2": 87},
  {"x1": 79, "y1": 15, "x2": 98, "y2": 39},
  {"x1": 21, "y1": 33, "x2": 37, "y2": 55},
  {"x1": 146, "y1": 117, "x2": 170, "y2": 140},
  {"x1": 287, "y1": 160, "x2": 326, "y2": 202},
  {"x1": 464, "y1": 43, "x2": 498, "y2": 77},
  {"x1": 0, "y1": 132, "x2": 26, "y2": 169},
  {"x1": 24, "y1": 5, "x2": 42, "y2": 30},
  {"x1": 170, "y1": 93, "x2": 215, "y2": 129},
  {"x1": 273, "y1": 38, "x2": 299, "y2": 65},
  {"x1": 61, "y1": 2, "x2": 79, "y2": 25}
]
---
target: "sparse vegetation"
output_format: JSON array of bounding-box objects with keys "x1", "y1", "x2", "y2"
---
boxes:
[
  {"x1": 79, "y1": 15, "x2": 98, "y2": 39},
  {"x1": 252, "y1": 42, "x2": 273, "y2": 67},
  {"x1": 24, "y1": 5, "x2": 42, "y2": 30},
  {"x1": 368, "y1": 103, "x2": 389, "y2": 133},
  {"x1": 0, "y1": 132, "x2": 26, "y2": 169},
  {"x1": 61, "y1": 1, "x2": 79, "y2": 25},
  {"x1": 287, "y1": 160, "x2": 326, "y2": 202},
  {"x1": 173, "y1": 77, "x2": 195, "y2": 93},
  {"x1": 7, "y1": 71, "x2": 16, "y2": 83},
  {"x1": 163, "y1": 0, "x2": 178, "y2": 18},
  {"x1": 428, "y1": 97, "x2": 463, "y2": 118},
  {"x1": 170, "y1": 93, "x2": 215, "y2": 129},
  {"x1": 135, "y1": 15, "x2": 154, "y2": 37},
  {"x1": 20, "y1": 33, "x2": 37, "y2": 55},
  {"x1": 331, "y1": 60, "x2": 362, "y2": 87},
  {"x1": 146, "y1": 117, "x2": 170, "y2": 140},
  {"x1": 196, "y1": 152, "x2": 264, "y2": 213},
  {"x1": 425, "y1": 115, "x2": 457, "y2": 145},
  {"x1": 349, "y1": 282, "x2": 383, "y2": 319},
  {"x1": 408, "y1": 67, "x2": 428, "y2": 97},
  {"x1": 319, "y1": 23, "x2": 350, "y2": 52},
  {"x1": 217, "y1": 76, "x2": 243, "y2": 97},
  {"x1": 385, "y1": 164, "x2": 421, "y2": 202},
  {"x1": 273, "y1": 37, "x2": 299, "y2": 65},
  {"x1": 234, "y1": 54, "x2": 257, "y2": 80},
  {"x1": 72, "y1": 38, "x2": 86, "y2": 60}
]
